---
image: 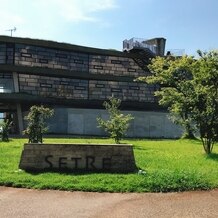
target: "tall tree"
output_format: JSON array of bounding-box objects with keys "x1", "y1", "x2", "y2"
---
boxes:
[
  {"x1": 191, "y1": 51, "x2": 218, "y2": 153},
  {"x1": 138, "y1": 51, "x2": 218, "y2": 154},
  {"x1": 138, "y1": 55, "x2": 196, "y2": 139}
]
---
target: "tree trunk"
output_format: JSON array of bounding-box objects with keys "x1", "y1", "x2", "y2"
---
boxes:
[
  {"x1": 182, "y1": 123, "x2": 195, "y2": 139},
  {"x1": 201, "y1": 137, "x2": 213, "y2": 154}
]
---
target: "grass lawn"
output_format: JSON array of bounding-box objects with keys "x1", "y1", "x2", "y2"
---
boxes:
[{"x1": 0, "y1": 137, "x2": 217, "y2": 192}]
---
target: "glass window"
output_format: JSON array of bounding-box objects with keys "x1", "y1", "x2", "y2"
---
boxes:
[
  {"x1": 0, "y1": 86, "x2": 3, "y2": 93},
  {"x1": 0, "y1": 73, "x2": 14, "y2": 93},
  {"x1": 0, "y1": 43, "x2": 6, "y2": 64}
]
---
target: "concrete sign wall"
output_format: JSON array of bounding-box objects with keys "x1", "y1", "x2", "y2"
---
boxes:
[{"x1": 19, "y1": 143, "x2": 136, "y2": 173}]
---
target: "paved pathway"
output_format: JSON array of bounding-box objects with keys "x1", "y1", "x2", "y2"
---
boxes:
[{"x1": 0, "y1": 187, "x2": 217, "y2": 218}]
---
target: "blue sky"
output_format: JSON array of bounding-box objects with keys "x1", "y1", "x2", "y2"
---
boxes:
[{"x1": 0, "y1": 0, "x2": 218, "y2": 56}]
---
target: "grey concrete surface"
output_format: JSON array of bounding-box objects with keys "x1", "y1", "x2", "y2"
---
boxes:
[
  {"x1": 0, "y1": 187, "x2": 217, "y2": 218},
  {"x1": 47, "y1": 107, "x2": 183, "y2": 138}
]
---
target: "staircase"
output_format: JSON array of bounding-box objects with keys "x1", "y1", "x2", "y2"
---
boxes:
[
  {"x1": 123, "y1": 37, "x2": 166, "y2": 71},
  {"x1": 131, "y1": 48, "x2": 156, "y2": 71}
]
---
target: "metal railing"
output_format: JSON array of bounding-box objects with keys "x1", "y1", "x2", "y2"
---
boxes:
[
  {"x1": 166, "y1": 49, "x2": 185, "y2": 56},
  {"x1": 123, "y1": 38, "x2": 157, "y2": 54}
]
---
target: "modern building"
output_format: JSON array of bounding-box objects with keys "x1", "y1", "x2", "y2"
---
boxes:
[{"x1": 0, "y1": 35, "x2": 182, "y2": 137}]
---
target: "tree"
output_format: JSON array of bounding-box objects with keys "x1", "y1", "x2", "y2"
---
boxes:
[
  {"x1": 23, "y1": 105, "x2": 54, "y2": 143},
  {"x1": 0, "y1": 119, "x2": 13, "y2": 142},
  {"x1": 138, "y1": 55, "x2": 196, "y2": 139},
  {"x1": 97, "y1": 97, "x2": 134, "y2": 144},
  {"x1": 191, "y1": 51, "x2": 218, "y2": 153},
  {"x1": 138, "y1": 51, "x2": 218, "y2": 154}
]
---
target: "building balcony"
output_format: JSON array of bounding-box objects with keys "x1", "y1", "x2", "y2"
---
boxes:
[{"x1": 123, "y1": 38, "x2": 157, "y2": 54}]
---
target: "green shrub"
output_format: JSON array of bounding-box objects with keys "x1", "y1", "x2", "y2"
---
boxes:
[
  {"x1": 0, "y1": 119, "x2": 12, "y2": 142},
  {"x1": 97, "y1": 97, "x2": 134, "y2": 143},
  {"x1": 23, "y1": 105, "x2": 54, "y2": 143}
]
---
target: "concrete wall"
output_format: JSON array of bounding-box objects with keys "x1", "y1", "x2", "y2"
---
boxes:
[{"x1": 47, "y1": 107, "x2": 183, "y2": 138}]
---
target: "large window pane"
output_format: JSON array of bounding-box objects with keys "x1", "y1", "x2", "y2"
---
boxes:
[{"x1": 0, "y1": 73, "x2": 14, "y2": 93}]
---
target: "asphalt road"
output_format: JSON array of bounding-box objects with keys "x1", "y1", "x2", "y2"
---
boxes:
[{"x1": 0, "y1": 187, "x2": 217, "y2": 218}]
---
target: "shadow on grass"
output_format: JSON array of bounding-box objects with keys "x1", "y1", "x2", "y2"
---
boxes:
[
  {"x1": 132, "y1": 145, "x2": 154, "y2": 152},
  {"x1": 44, "y1": 134, "x2": 110, "y2": 139},
  {"x1": 127, "y1": 137, "x2": 202, "y2": 143},
  {"x1": 133, "y1": 146, "x2": 147, "y2": 151},
  {"x1": 0, "y1": 138, "x2": 13, "y2": 143},
  {"x1": 24, "y1": 168, "x2": 138, "y2": 176},
  {"x1": 126, "y1": 138, "x2": 176, "y2": 142},
  {"x1": 206, "y1": 153, "x2": 218, "y2": 162}
]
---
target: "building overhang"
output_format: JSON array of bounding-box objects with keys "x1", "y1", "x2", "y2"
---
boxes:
[
  {"x1": 0, "y1": 64, "x2": 147, "y2": 83},
  {"x1": 0, "y1": 93, "x2": 165, "y2": 112}
]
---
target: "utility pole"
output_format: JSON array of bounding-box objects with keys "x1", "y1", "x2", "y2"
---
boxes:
[{"x1": 6, "y1": 27, "x2": 17, "y2": 37}]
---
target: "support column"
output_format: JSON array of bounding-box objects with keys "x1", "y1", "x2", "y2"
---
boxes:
[
  {"x1": 16, "y1": 103, "x2": 24, "y2": 135},
  {"x1": 12, "y1": 72, "x2": 24, "y2": 135},
  {"x1": 12, "y1": 72, "x2": 19, "y2": 92}
]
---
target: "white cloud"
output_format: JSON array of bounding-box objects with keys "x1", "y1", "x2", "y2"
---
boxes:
[
  {"x1": 38, "y1": 0, "x2": 118, "y2": 23},
  {"x1": 0, "y1": 0, "x2": 118, "y2": 39}
]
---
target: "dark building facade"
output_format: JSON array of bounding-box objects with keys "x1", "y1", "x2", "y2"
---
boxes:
[{"x1": 0, "y1": 36, "x2": 182, "y2": 137}]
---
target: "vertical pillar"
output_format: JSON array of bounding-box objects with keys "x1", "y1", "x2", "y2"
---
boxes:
[
  {"x1": 12, "y1": 72, "x2": 24, "y2": 135},
  {"x1": 16, "y1": 103, "x2": 24, "y2": 135},
  {"x1": 12, "y1": 72, "x2": 19, "y2": 92}
]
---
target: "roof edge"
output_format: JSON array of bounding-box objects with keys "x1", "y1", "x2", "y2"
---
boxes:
[{"x1": 0, "y1": 35, "x2": 126, "y2": 57}]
